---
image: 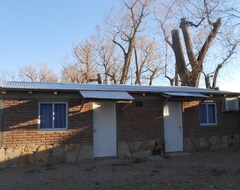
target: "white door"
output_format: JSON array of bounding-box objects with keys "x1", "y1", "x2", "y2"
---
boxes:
[
  {"x1": 93, "y1": 102, "x2": 117, "y2": 158},
  {"x1": 163, "y1": 102, "x2": 183, "y2": 152}
]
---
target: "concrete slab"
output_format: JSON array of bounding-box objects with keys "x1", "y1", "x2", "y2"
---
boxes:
[
  {"x1": 147, "y1": 155, "x2": 165, "y2": 161},
  {"x1": 166, "y1": 152, "x2": 192, "y2": 157}
]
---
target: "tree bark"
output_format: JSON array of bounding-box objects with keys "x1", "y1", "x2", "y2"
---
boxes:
[
  {"x1": 197, "y1": 18, "x2": 222, "y2": 65},
  {"x1": 120, "y1": 43, "x2": 135, "y2": 84},
  {"x1": 88, "y1": 73, "x2": 102, "y2": 84},
  {"x1": 180, "y1": 18, "x2": 200, "y2": 87},
  {"x1": 171, "y1": 29, "x2": 191, "y2": 86},
  {"x1": 134, "y1": 46, "x2": 141, "y2": 85},
  {"x1": 149, "y1": 68, "x2": 158, "y2": 86},
  {"x1": 202, "y1": 72, "x2": 211, "y2": 89},
  {"x1": 170, "y1": 18, "x2": 222, "y2": 87}
]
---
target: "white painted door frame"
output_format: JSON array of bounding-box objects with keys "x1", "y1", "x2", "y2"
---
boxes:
[
  {"x1": 93, "y1": 101, "x2": 117, "y2": 158},
  {"x1": 163, "y1": 102, "x2": 183, "y2": 152}
]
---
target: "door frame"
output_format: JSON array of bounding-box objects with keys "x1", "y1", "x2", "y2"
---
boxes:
[
  {"x1": 93, "y1": 101, "x2": 117, "y2": 158},
  {"x1": 163, "y1": 101, "x2": 183, "y2": 152}
]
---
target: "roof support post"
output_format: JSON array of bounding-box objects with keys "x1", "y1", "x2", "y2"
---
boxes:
[{"x1": 0, "y1": 99, "x2": 3, "y2": 148}]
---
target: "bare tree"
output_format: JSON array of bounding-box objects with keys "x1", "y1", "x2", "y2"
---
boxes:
[
  {"x1": 108, "y1": 0, "x2": 153, "y2": 84},
  {"x1": 203, "y1": 42, "x2": 238, "y2": 89},
  {"x1": 0, "y1": 70, "x2": 16, "y2": 81},
  {"x1": 61, "y1": 39, "x2": 101, "y2": 84},
  {"x1": 60, "y1": 0, "x2": 240, "y2": 88},
  {"x1": 163, "y1": 44, "x2": 179, "y2": 86},
  {"x1": 156, "y1": 0, "x2": 240, "y2": 87},
  {"x1": 61, "y1": 56, "x2": 82, "y2": 83},
  {"x1": 19, "y1": 63, "x2": 58, "y2": 82},
  {"x1": 94, "y1": 31, "x2": 122, "y2": 84},
  {"x1": 133, "y1": 36, "x2": 162, "y2": 85}
]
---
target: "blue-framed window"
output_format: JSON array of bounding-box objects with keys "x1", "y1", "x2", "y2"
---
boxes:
[
  {"x1": 39, "y1": 102, "x2": 68, "y2": 130},
  {"x1": 199, "y1": 102, "x2": 217, "y2": 126}
]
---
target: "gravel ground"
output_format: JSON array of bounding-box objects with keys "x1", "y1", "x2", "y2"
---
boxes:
[{"x1": 0, "y1": 148, "x2": 240, "y2": 190}]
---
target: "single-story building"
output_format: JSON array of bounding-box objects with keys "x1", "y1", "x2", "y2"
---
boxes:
[{"x1": 0, "y1": 81, "x2": 239, "y2": 167}]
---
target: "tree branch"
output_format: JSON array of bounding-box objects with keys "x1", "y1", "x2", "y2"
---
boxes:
[{"x1": 197, "y1": 18, "x2": 222, "y2": 65}]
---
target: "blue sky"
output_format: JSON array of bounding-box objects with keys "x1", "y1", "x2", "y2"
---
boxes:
[
  {"x1": 0, "y1": 0, "x2": 239, "y2": 91},
  {"x1": 0, "y1": 0, "x2": 118, "y2": 74}
]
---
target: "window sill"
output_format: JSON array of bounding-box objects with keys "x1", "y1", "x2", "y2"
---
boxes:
[
  {"x1": 38, "y1": 128, "x2": 68, "y2": 131},
  {"x1": 199, "y1": 124, "x2": 217, "y2": 127}
]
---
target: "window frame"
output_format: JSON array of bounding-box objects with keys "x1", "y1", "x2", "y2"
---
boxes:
[
  {"x1": 38, "y1": 102, "x2": 68, "y2": 130},
  {"x1": 199, "y1": 102, "x2": 217, "y2": 126}
]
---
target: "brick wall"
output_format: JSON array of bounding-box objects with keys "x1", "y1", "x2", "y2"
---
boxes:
[
  {"x1": 117, "y1": 100, "x2": 163, "y2": 143},
  {"x1": 2, "y1": 99, "x2": 93, "y2": 147},
  {"x1": 2, "y1": 97, "x2": 162, "y2": 147},
  {"x1": 182, "y1": 100, "x2": 240, "y2": 139}
]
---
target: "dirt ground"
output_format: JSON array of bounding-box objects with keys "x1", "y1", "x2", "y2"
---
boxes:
[{"x1": 0, "y1": 148, "x2": 240, "y2": 190}]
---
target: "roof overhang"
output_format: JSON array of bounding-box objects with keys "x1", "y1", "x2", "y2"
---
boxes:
[
  {"x1": 163, "y1": 92, "x2": 209, "y2": 98},
  {"x1": 79, "y1": 90, "x2": 134, "y2": 101}
]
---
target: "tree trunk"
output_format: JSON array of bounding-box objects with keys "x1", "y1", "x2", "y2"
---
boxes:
[
  {"x1": 204, "y1": 74, "x2": 211, "y2": 89},
  {"x1": 171, "y1": 29, "x2": 191, "y2": 86},
  {"x1": 174, "y1": 65, "x2": 179, "y2": 86},
  {"x1": 180, "y1": 18, "x2": 201, "y2": 87},
  {"x1": 134, "y1": 47, "x2": 141, "y2": 85},
  {"x1": 149, "y1": 68, "x2": 158, "y2": 86},
  {"x1": 171, "y1": 18, "x2": 222, "y2": 87},
  {"x1": 120, "y1": 38, "x2": 135, "y2": 84},
  {"x1": 88, "y1": 73, "x2": 102, "y2": 84}
]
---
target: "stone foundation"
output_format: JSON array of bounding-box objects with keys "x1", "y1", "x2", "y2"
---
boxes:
[
  {"x1": 0, "y1": 143, "x2": 93, "y2": 168},
  {"x1": 0, "y1": 139, "x2": 162, "y2": 168},
  {"x1": 184, "y1": 134, "x2": 240, "y2": 152},
  {"x1": 118, "y1": 139, "x2": 163, "y2": 159}
]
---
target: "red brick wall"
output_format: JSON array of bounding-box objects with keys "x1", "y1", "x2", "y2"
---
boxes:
[
  {"x1": 2, "y1": 98, "x2": 162, "y2": 147},
  {"x1": 117, "y1": 100, "x2": 163, "y2": 142},
  {"x1": 182, "y1": 100, "x2": 240, "y2": 139},
  {"x1": 2, "y1": 99, "x2": 93, "y2": 147}
]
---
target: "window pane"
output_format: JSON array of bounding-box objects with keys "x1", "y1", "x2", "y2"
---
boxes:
[
  {"x1": 199, "y1": 104, "x2": 207, "y2": 124},
  {"x1": 54, "y1": 103, "x2": 66, "y2": 129},
  {"x1": 40, "y1": 104, "x2": 52, "y2": 129},
  {"x1": 208, "y1": 104, "x2": 216, "y2": 123}
]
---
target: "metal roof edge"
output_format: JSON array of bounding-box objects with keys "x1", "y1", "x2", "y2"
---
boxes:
[{"x1": 0, "y1": 81, "x2": 239, "y2": 96}]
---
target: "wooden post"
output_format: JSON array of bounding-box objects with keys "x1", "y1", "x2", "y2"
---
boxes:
[{"x1": 0, "y1": 99, "x2": 3, "y2": 148}]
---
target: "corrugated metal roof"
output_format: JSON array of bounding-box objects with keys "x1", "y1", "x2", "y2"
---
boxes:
[
  {"x1": 163, "y1": 92, "x2": 209, "y2": 98},
  {"x1": 80, "y1": 90, "x2": 134, "y2": 100},
  {"x1": 0, "y1": 81, "x2": 239, "y2": 96}
]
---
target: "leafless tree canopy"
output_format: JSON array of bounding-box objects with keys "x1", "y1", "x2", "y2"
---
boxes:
[
  {"x1": 156, "y1": 0, "x2": 240, "y2": 88},
  {"x1": 2, "y1": 0, "x2": 239, "y2": 89},
  {"x1": 19, "y1": 63, "x2": 58, "y2": 82},
  {"x1": 61, "y1": 39, "x2": 101, "y2": 84},
  {"x1": 93, "y1": 30, "x2": 122, "y2": 84},
  {"x1": 0, "y1": 70, "x2": 16, "y2": 81},
  {"x1": 61, "y1": 0, "x2": 163, "y2": 85},
  {"x1": 134, "y1": 36, "x2": 162, "y2": 85},
  {"x1": 110, "y1": 0, "x2": 154, "y2": 84}
]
